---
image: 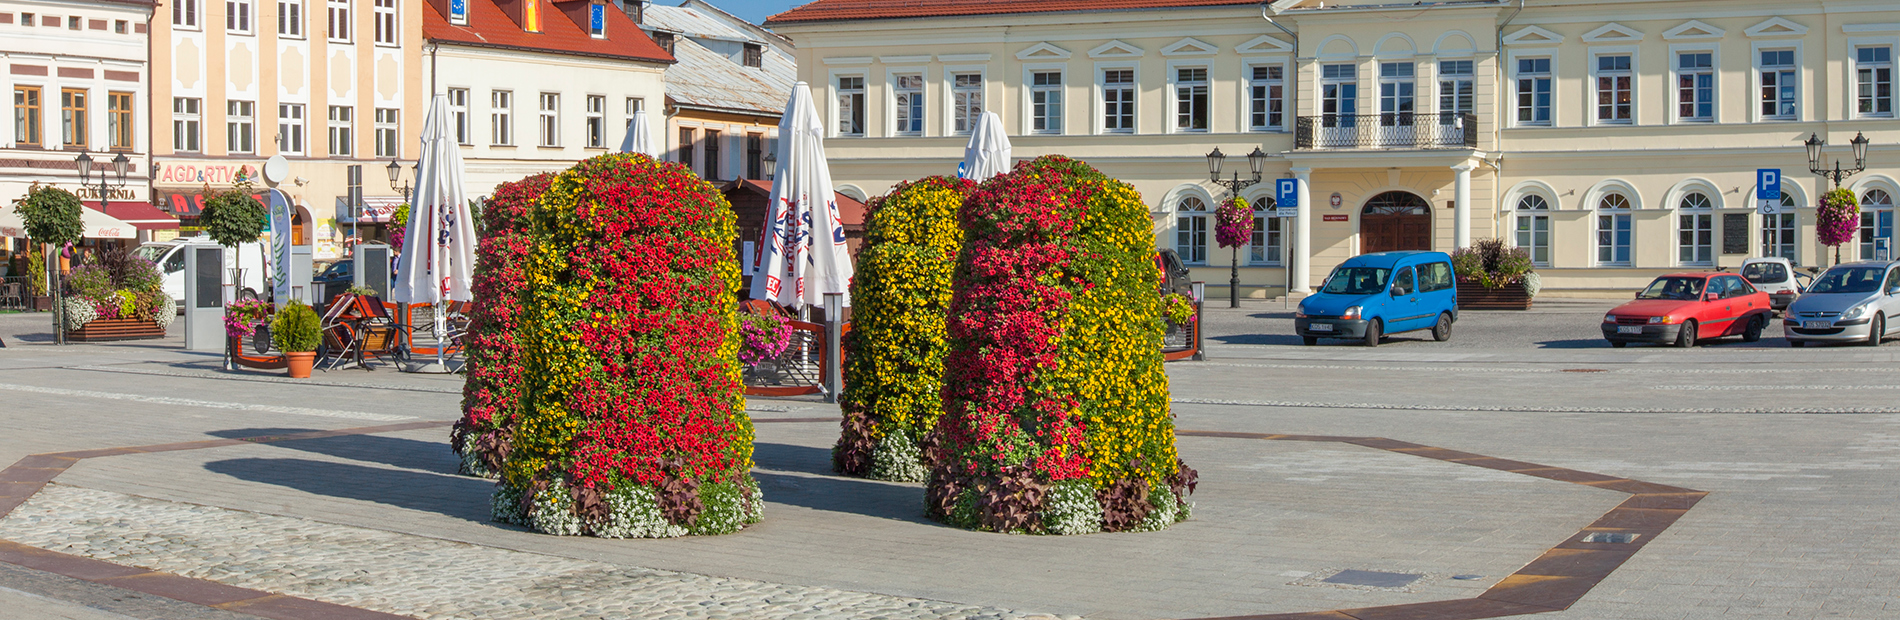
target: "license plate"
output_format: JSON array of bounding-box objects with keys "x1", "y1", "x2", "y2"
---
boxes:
[
  {"x1": 1616, "y1": 326, "x2": 1642, "y2": 334},
  {"x1": 1308, "y1": 323, "x2": 1334, "y2": 333},
  {"x1": 1803, "y1": 320, "x2": 1831, "y2": 329}
]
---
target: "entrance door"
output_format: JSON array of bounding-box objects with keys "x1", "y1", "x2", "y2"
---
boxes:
[{"x1": 1360, "y1": 191, "x2": 1432, "y2": 254}]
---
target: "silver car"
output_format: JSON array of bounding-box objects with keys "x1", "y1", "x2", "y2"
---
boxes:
[{"x1": 1783, "y1": 260, "x2": 1900, "y2": 346}]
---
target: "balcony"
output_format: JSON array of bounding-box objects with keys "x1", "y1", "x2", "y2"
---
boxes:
[{"x1": 1294, "y1": 112, "x2": 1477, "y2": 150}]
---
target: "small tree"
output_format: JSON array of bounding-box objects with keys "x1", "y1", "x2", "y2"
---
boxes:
[
  {"x1": 1818, "y1": 188, "x2": 1859, "y2": 265},
  {"x1": 11, "y1": 184, "x2": 84, "y2": 335},
  {"x1": 199, "y1": 175, "x2": 269, "y2": 296}
]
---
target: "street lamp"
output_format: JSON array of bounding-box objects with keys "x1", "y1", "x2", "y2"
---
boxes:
[
  {"x1": 1208, "y1": 147, "x2": 1268, "y2": 308},
  {"x1": 386, "y1": 159, "x2": 414, "y2": 195},
  {"x1": 1806, "y1": 131, "x2": 1871, "y2": 190},
  {"x1": 74, "y1": 151, "x2": 131, "y2": 209},
  {"x1": 763, "y1": 150, "x2": 777, "y2": 181}
]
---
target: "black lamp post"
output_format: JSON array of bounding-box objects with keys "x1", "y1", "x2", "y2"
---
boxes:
[
  {"x1": 1806, "y1": 131, "x2": 1871, "y2": 191},
  {"x1": 1208, "y1": 147, "x2": 1268, "y2": 308},
  {"x1": 386, "y1": 159, "x2": 415, "y2": 195},
  {"x1": 75, "y1": 151, "x2": 131, "y2": 209},
  {"x1": 763, "y1": 150, "x2": 777, "y2": 181}
]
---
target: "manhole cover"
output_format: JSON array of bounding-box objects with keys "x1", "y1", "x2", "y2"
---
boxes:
[
  {"x1": 1580, "y1": 532, "x2": 1640, "y2": 543},
  {"x1": 1322, "y1": 570, "x2": 1422, "y2": 588},
  {"x1": 1562, "y1": 368, "x2": 1608, "y2": 373}
]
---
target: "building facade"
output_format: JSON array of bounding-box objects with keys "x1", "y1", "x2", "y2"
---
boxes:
[
  {"x1": 643, "y1": 0, "x2": 789, "y2": 185},
  {"x1": 767, "y1": 0, "x2": 1900, "y2": 297},
  {"x1": 150, "y1": 0, "x2": 424, "y2": 260},
  {"x1": 3, "y1": 0, "x2": 162, "y2": 247},
  {"x1": 426, "y1": 0, "x2": 670, "y2": 197}
]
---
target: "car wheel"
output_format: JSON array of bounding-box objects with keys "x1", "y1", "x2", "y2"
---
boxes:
[
  {"x1": 1610, "y1": 341, "x2": 1628, "y2": 348},
  {"x1": 1866, "y1": 314, "x2": 1885, "y2": 347},
  {"x1": 1302, "y1": 336, "x2": 1318, "y2": 346},
  {"x1": 1674, "y1": 320, "x2": 1697, "y2": 348},
  {"x1": 1431, "y1": 313, "x2": 1452, "y2": 342},
  {"x1": 1362, "y1": 319, "x2": 1382, "y2": 347},
  {"x1": 1742, "y1": 315, "x2": 1764, "y2": 343}
]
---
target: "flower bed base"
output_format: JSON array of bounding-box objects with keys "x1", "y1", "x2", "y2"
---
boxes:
[
  {"x1": 65, "y1": 317, "x2": 165, "y2": 342},
  {"x1": 1457, "y1": 283, "x2": 1533, "y2": 310},
  {"x1": 226, "y1": 336, "x2": 288, "y2": 370},
  {"x1": 491, "y1": 478, "x2": 764, "y2": 538}
]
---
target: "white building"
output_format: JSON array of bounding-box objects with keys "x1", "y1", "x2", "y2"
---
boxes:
[{"x1": 641, "y1": 0, "x2": 791, "y2": 183}]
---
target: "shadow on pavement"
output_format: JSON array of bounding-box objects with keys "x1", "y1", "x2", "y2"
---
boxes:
[
  {"x1": 751, "y1": 442, "x2": 935, "y2": 524},
  {"x1": 209, "y1": 428, "x2": 460, "y2": 475},
  {"x1": 1211, "y1": 334, "x2": 1305, "y2": 346},
  {"x1": 1534, "y1": 338, "x2": 1610, "y2": 349},
  {"x1": 204, "y1": 456, "x2": 492, "y2": 522}
]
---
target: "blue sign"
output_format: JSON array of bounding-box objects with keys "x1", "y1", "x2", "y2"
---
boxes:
[
  {"x1": 1275, "y1": 178, "x2": 1299, "y2": 217},
  {"x1": 1757, "y1": 169, "x2": 1780, "y2": 200},
  {"x1": 589, "y1": 4, "x2": 605, "y2": 35},
  {"x1": 449, "y1": 0, "x2": 466, "y2": 22}
]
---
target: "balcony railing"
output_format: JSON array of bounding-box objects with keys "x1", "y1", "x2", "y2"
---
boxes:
[{"x1": 1294, "y1": 112, "x2": 1477, "y2": 150}]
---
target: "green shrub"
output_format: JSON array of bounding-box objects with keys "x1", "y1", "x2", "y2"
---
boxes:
[
  {"x1": 270, "y1": 301, "x2": 321, "y2": 352},
  {"x1": 11, "y1": 184, "x2": 84, "y2": 247}
]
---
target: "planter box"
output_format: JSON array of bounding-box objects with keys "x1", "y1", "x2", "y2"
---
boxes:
[
  {"x1": 1457, "y1": 282, "x2": 1534, "y2": 310},
  {"x1": 32, "y1": 296, "x2": 52, "y2": 312},
  {"x1": 66, "y1": 317, "x2": 166, "y2": 341}
]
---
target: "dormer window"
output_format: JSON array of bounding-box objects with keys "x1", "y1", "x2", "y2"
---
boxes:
[
  {"x1": 448, "y1": 0, "x2": 467, "y2": 25},
  {"x1": 653, "y1": 31, "x2": 675, "y2": 55},
  {"x1": 588, "y1": 3, "x2": 604, "y2": 38},
  {"x1": 743, "y1": 43, "x2": 762, "y2": 68}
]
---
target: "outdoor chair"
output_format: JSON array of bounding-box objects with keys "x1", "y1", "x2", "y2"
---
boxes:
[
  {"x1": 318, "y1": 294, "x2": 361, "y2": 370},
  {"x1": 0, "y1": 282, "x2": 22, "y2": 311},
  {"x1": 401, "y1": 302, "x2": 467, "y2": 363}
]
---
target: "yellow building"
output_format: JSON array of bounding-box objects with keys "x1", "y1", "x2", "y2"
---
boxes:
[{"x1": 767, "y1": 0, "x2": 1900, "y2": 297}]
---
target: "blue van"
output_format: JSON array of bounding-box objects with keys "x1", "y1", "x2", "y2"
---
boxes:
[{"x1": 1294, "y1": 251, "x2": 1458, "y2": 346}]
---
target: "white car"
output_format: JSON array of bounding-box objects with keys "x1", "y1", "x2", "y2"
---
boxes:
[
  {"x1": 1739, "y1": 256, "x2": 1810, "y2": 313},
  {"x1": 134, "y1": 238, "x2": 269, "y2": 305}
]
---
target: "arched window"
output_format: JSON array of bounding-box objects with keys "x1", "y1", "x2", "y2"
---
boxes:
[
  {"x1": 1250, "y1": 197, "x2": 1281, "y2": 265},
  {"x1": 1678, "y1": 191, "x2": 1714, "y2": 266},
  {"x1": 1860, "y1": 189, "x2": 1894, "y2": 260},
  {"x1": 1176, "y1": 195, "x2": 1210, "y2": 264},
  {"x1": 1514, "y1": 194, "x2": 1550, "y2": 266},
  {"x1": 1762, "y1": 192, "x2": 1798, "y2": 260},
  {"x1": 1597, "y1": 192, "x2": 1632, "y2": 266}
]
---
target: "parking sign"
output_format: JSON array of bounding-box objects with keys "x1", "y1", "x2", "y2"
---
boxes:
[
  {"x1": 1275, "y1": 178, "x2": 1299, "y2": 218},
  {"x1": 1757, "y1": 168, "x2": 1780, "y2": 215}
]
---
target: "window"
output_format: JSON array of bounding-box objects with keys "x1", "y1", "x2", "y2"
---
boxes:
[
  {"x1": 1176, "y1": 196, "x2": 1209, "y2": 264},
  {"x1": 1321, "y1": 63, "x2": 1358, "y2": 130},
  {"x1": 1677, "y1": 52, "x2": 1714, "y2": 121},
  {"x1": 327, "y1": 105, "x2": 352, "y2": 156},
  {"x1": 1419, "y1": 262, "x2": 1454, "y2": 293},
  {"x1": 625, "y1": 96, "x2": 643, "y2": 123},
  {"x1": 587, "y1": 3, "x2": 604, "y2": 38},
  {"x1": 448, "y1": 0, "x2": 466, "y2": 24},
  {"x1": 277, "y1": 0, "x2": 302, "y2": 37},
  {"x1": 1249, "y1": 65, "x2": 1284, "y2": 131},
  {"x1": 1103, "y1": 69, "x2": 1135, "y2": 133},
  {"x1": 173, "y1": 97, "x2": 201, "y2": 152},
  {"x1": 227, "y1": 100, "x2": 255, "y2": 154},
  {"x1": 108, "y1": 92, "x2": 133, "y2": 150},
  {"x1": 1439, "y1": 60, "x2": 1474, "y2": 117},
  {"x1": 704, "y1": 129, "x2": 721, "y2": 180},
  {"x1": 1763, "y1": 193, "x2": 1797, "y2": 259},
  {"x1": 1175, "y1": 67, "x2": 1209, "y2": 132},
  {"x1": 1857, "y1": 46, "x2": 1894, "y2": 117},
  {"x1": 952, "y1": 72, "x2": 982, "y2": 135},
  {"x1": 1595, "y1": 54, "x2": 1632, "y2": 123},
  {"x1": 1516, "y1": 57, "x2": 1552, "y2": 126},
  {"x1": 1678, "y1": 192, "x2": 1714, "y2": 266},
  {"x1": 584, "y1": 95, "x2": 604, "y2": 148},
  {"x1": 1597, "y1": 193, "x2": 1632, "y2": 266},
  {"x1": 1515, "y1": 195, "x2": 1551, "y2": 266},
  {"x1": 174, "y1": 0, "x2": 197, "y2": 28},
  {"x1": 1379, "y1": 62, "x2": 1415, "y2": 126},
  {"x1": 743, "y1": 43, "x2": 762, "y2": 68},
  {"x1": 374, "y1": 108, "x2": 398, "y2": 157},
  {"x1": 1031, "y1": 71, "x2": 1062, "y2": 134},
  {"x1": 746, "y1": 133, "x2": 763, "y2": 180},
  {"x1": 326, "y1": 0, "x2": 348, "y2": 41},
  {"x1": 60, "y1": 89, "x2": 86, "y2": 148},
  {"x1": 67, "y1": 16, "x2": 80, "y2": 30},
  {"x1": 1250, "y1": 200, "x2": 1281, "y2": 265},
  {"x1": 652, "y1": 32, "x2": 674, "y2": 55},
  {"x1": 893, "y1": 74, "x2": 923, "y2": 136},
  {"x1": 490, "y1": 90, "x2": 512, "y2": 145},
  {"x1": 14, "y1": 87, "x2": 41, "y2": 147},
  {"x1": 278, "y1": 103, "x2": 304, "y2": 154},
  {"x1": 115, "y1": 20, "x2": 127, "y2": 33},
  {"x1": 373, "y1": 0, "x2": 396, "y2": 45},
  {"x1": 678, "y1": 127, "x2": 695, "y2": 170},
  {"x1": 448, "y1": 88, "x2": 469, "y2": 144},
  {"x1": 1760, "y1": 49, "x2": 1796, "y2": 120},
  {"x1": 537, "y1": 93, "x2": 558, "y2": 147},
  {"x1": 837, "y1": 76, "x2": 865, "y2": 136},
  {"x1": 227, "y1": 0, "x2": 251, "y2": 32},
  {"x1": 1862, "y1": 189, "x2": 1894, "y2": 260}
]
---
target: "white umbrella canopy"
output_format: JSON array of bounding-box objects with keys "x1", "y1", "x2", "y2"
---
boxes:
[
  {"x1": 958, "y1": 110, "x2": 1012, "y2": 182},
  {"x1": 618, "y1": 109, "x2": 654, "y2": 157},
  {"x1": 392, "y1": 93, "x2": 477, "y2": 307},
  {"x1": 750, "y1": 82, "x2": 854, "y2": 313}
]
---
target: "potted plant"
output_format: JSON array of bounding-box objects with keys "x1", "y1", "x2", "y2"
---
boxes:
[
  {"x1": 271, "y1": 300, "x2": 321, "y2": 378},
  {"x1": 1451, "y1": 238, "x2": 1537, "y2": 310}
]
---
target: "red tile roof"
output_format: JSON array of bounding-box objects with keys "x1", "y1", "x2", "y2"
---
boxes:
[
  {"x1": 424, "y1": 0, "x2": 673, "y2": 64},
  {"x1": 766, "y1": 0, "x2": 1258, "y2": 24}
]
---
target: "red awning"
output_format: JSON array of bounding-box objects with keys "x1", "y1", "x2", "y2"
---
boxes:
[{"x1": 85, "y1": 200, "x2": 180, "y2": 231}]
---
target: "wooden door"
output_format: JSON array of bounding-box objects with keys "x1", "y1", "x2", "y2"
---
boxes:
[{"x1": 1360, "y1": 191, "x2": 1432, "y2": 254}]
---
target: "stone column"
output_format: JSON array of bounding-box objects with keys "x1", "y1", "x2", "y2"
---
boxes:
[
  {"x1": 1293, "y1": 167, "x2": 1313, "y2": 293},
  {"x1": 1452, "y1": 162, "x2": 1475, "y2": 249}
]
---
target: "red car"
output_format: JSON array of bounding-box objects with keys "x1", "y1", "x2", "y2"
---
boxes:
[{"x1": 1601, "y1": 272, "x2": 1774, "y2": 348}]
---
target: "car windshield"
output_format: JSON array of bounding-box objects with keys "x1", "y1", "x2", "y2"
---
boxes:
[
  {"x1": 1638, "y1": 277, "x2": 1706, "y2": 300},
  {"x1": 1741, "y1": 262, "x2": 1787, "y2": 283},
  {"x1": 1809, "y1": 266, "x2": 1886, "y2": 294},
  {"x1": 1322, "y1": 267, "x2": 1391, "y2": 295},
  {"x1": 132, "y1": 246, "x2": 168, "y2": 262}
]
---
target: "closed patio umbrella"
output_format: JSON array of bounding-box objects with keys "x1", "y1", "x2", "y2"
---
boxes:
[
  {"x1": 958, "y1": 110, "x2": 1012, "y2": 182},
  {"x1": 618, "y1": 109, "x2": 654, "y2": 157},
  {"x1": 750, "y1": 82, "x2": 854, "y2": 314},
  {"x1": 391, "y1": 93, "x2": 477, "y2": 372}
]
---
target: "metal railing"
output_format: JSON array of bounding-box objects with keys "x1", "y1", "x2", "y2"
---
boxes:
[{"x1": 1294, "y1": 112, "x2": 1478, "y2": 150}]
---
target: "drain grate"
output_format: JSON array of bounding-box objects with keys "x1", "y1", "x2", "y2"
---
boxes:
[
  {"x1": 1562, "y1": 368, "x2": 1608, "y2": 373},
  {"x1": 1580, "y1": 532, "x2": 1640, "y2": 543},
  {"x1": 1322, "y1": 570, "x2": 1423, "y2": 588}
]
